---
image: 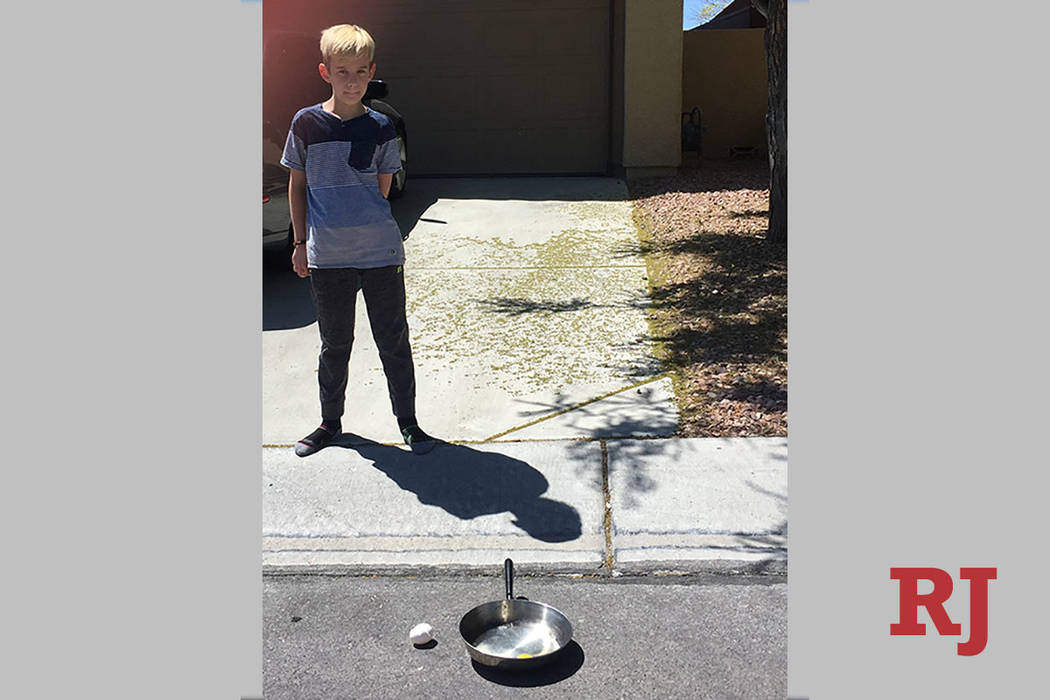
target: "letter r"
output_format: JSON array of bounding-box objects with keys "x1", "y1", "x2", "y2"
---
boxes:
[{"x1": 890, "y1": 567, "x2": 961, "y2": 636}]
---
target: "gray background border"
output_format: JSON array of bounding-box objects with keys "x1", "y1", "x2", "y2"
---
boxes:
[
  {"x1": 789, "y1": 1, "x2": 1049, "y2": 696},
  {"x1": 7, "y1": 0, "x2": 1049, "y2": 697},
  {"x1": 6, "y1": 1, "x2": 262, "y2": 697}
]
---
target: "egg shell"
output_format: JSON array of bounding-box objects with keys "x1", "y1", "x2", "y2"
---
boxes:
[{"x1": 409, "y1": 622, "x2": 433, "y2": 645}]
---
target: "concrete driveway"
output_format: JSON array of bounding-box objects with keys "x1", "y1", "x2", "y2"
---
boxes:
[{"x1": 262, "y1": 177, "x2": 677, "y2": 446}]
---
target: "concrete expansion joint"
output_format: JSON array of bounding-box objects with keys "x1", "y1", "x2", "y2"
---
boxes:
[
  {"x1": 481, "y1": 373, "x2": 672, "y2": 442},
  {"x1": 600, "y1": 439, "x2": 615, "y2": 570},
  {"x1": 262, "y1": 432, "x2": 680, "y2": 449}
]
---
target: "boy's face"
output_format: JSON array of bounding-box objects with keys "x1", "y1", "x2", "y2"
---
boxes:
[{"x1": 319, "y1": 52, "x2": 376, "y2": 105}]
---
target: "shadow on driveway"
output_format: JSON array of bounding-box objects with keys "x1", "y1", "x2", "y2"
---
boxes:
[
  {"x1": 262, "y1": 254, "x2": 315, "y2": 331},
  {"x1": 331, "y1": 435, "x2": 583, "y2": 543}
]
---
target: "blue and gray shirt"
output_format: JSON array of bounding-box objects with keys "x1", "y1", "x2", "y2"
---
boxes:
[{"x1": 281, "y1": 105, "x2": 404, "y2": 268}]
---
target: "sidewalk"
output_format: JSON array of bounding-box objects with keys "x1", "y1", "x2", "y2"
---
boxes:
[
  {"x1": 263, "y1": 436, "x2": 786, "y2": 573},
  {"x1": 262, "y1": 177, "x2": 786, "y2": 574}
]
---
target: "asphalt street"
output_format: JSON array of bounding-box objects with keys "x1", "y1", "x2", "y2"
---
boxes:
[{"x1": 263, "y1": 572, "x2": 787, "y2": 699}]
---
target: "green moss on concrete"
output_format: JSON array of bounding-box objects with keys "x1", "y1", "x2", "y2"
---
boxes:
[
  {"x1": 400, "y1": 200, "x2": 666, "y2": 396},
  {"x1": 630, "y1": 205, "x2": 688, "y2": 420},
  {"x1": 405, "y1": 266, "x2": 654, "y2": 394}
]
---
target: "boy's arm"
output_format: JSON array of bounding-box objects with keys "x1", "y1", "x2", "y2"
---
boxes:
[
  {"x1": 377, "y1": 172, "x2": 393, "y2": 199},
  {"x1": 288, "y1": 169, "x2": 309, "y2": 277}
]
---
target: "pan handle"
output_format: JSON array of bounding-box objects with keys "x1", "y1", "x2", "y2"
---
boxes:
[{"x1": 504, "y1": 558, "x2": 514, "y2": 600}]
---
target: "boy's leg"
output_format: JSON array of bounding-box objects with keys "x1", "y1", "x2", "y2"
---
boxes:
[
  {"x1": 359, "y1": 265, "x2": 416, "y2": 420},
  {"x1": 360, "y1": 265, "x2": 435, "y2": 454},
  {"x1": 309, "y1": 267, "x2": 361, "y2": 423}
]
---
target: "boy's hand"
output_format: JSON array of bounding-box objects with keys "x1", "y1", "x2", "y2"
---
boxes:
[{"x1": 291, "y1": 245, "x2": 309, "y2": 277}]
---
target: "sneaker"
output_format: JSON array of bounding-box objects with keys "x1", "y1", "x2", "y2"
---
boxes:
[
  {"x1": 400, "y1": 425, "x2": 436, "y2": 455},
  {"x1": 295, "y1": 425, "x2": 338, "y2": 457}
]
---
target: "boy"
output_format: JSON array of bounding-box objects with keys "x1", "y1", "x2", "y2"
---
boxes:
[{"x1": 280, "y1": 23, "x2": 434, "y2": 456}]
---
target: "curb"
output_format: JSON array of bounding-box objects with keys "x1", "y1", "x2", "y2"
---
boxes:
[{"x1": 261, "y1": 559, "x2": 787, "y2": 580}]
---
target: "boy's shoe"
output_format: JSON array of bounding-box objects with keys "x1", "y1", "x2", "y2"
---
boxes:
[
  {"x1": 401, "y1": 425, "x2": 436, "y2": 455},
  {"x1": 295, "y1": 425, "x2": 338, "y2": 457}
]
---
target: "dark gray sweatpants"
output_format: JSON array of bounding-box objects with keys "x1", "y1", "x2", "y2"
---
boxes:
[{"x1": 308, "y1": 265, "x2": 416, "y2": 422}]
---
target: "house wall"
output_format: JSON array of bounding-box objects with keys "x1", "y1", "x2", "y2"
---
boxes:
[
  {"x1": 681, "y1": 28, "x2": 767, "y2": 160},
  {"x1": 619, "y1": 0, "x2": 682, "y2": 177}
]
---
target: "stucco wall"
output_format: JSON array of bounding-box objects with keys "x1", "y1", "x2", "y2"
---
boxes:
[
  {"x1": 681, "y1": 28, "x2": 767, "y2": 160},
  {"x1": 610, "y1": 0, "x2": 625, "y2": 168},
  {"x1": 620, "y1": 0, "x2": 683, "y2": 174}
]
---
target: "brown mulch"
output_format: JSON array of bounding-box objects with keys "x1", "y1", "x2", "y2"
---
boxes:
[{"x1": 628, "y1": 160, "x2": 786, "y2": 437}]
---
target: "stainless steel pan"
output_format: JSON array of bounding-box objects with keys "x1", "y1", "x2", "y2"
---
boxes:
[{"x1": 459, "y1": 559, "x2": 573, "y2": 670}]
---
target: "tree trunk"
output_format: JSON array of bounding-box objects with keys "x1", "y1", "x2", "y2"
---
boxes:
[{"x1": 753, "y1": 0, "x2": 786, "y2": 251}]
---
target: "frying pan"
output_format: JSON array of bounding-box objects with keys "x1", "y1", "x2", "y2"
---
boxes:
[{"x1": 459, "y1": 559, "x2": 573, "y2": 670}]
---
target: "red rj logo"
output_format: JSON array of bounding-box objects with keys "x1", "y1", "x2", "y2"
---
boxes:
[{"x1": 890, "y1": 567, "x2": 997, "y2": 656}]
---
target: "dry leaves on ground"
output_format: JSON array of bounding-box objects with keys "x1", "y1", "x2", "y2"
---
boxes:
[{"x1": 629, "y1": 161, "x2": 786, "y2": 437}]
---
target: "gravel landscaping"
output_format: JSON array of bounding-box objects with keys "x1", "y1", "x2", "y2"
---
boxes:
[{"x1": 629, "y1": 161, "x2": 787, "y2": 437}]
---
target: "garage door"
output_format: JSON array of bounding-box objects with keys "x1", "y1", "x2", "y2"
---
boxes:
[{"x1": 264, "y1": 0, "x2": 611, "y2": 175}]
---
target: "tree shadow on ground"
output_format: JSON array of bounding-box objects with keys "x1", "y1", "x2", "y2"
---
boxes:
[
  {"x1": 330, "y1": 435, "x2": 583, "y2": 543},
  {"x1": 738, "y1": 476, "x2": 787, "y2": 557},
  {"x1": 503, "y1": 388, "x2": 678, "y2": 445},
  {"x1": 473, "y1": 296, "x2": 603, "y2": 316},
  {"x1": 625, "y1": 162, "x2": 787, "y2": 436},
  {"x1": 560, "y1": 433, "x2": 787, "y2": 522}
]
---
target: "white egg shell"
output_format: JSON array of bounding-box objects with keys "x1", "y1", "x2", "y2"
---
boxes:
[{"x1": 409, "y1": 622, "x2": 433, "y2": 645}]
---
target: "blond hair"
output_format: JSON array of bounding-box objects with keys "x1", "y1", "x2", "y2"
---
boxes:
[{"x1": 319, "y1": 24, "x2": 375, "y2": 65}]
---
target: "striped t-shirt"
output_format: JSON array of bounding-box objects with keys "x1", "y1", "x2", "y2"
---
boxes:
[{"x1": 281, "y1": 105, "x2": 404, "y2": 269}]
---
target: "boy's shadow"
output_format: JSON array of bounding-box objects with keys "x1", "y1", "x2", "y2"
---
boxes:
[{"x1": 331, "y1": 435, "x2": 582, "y2": 543}]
